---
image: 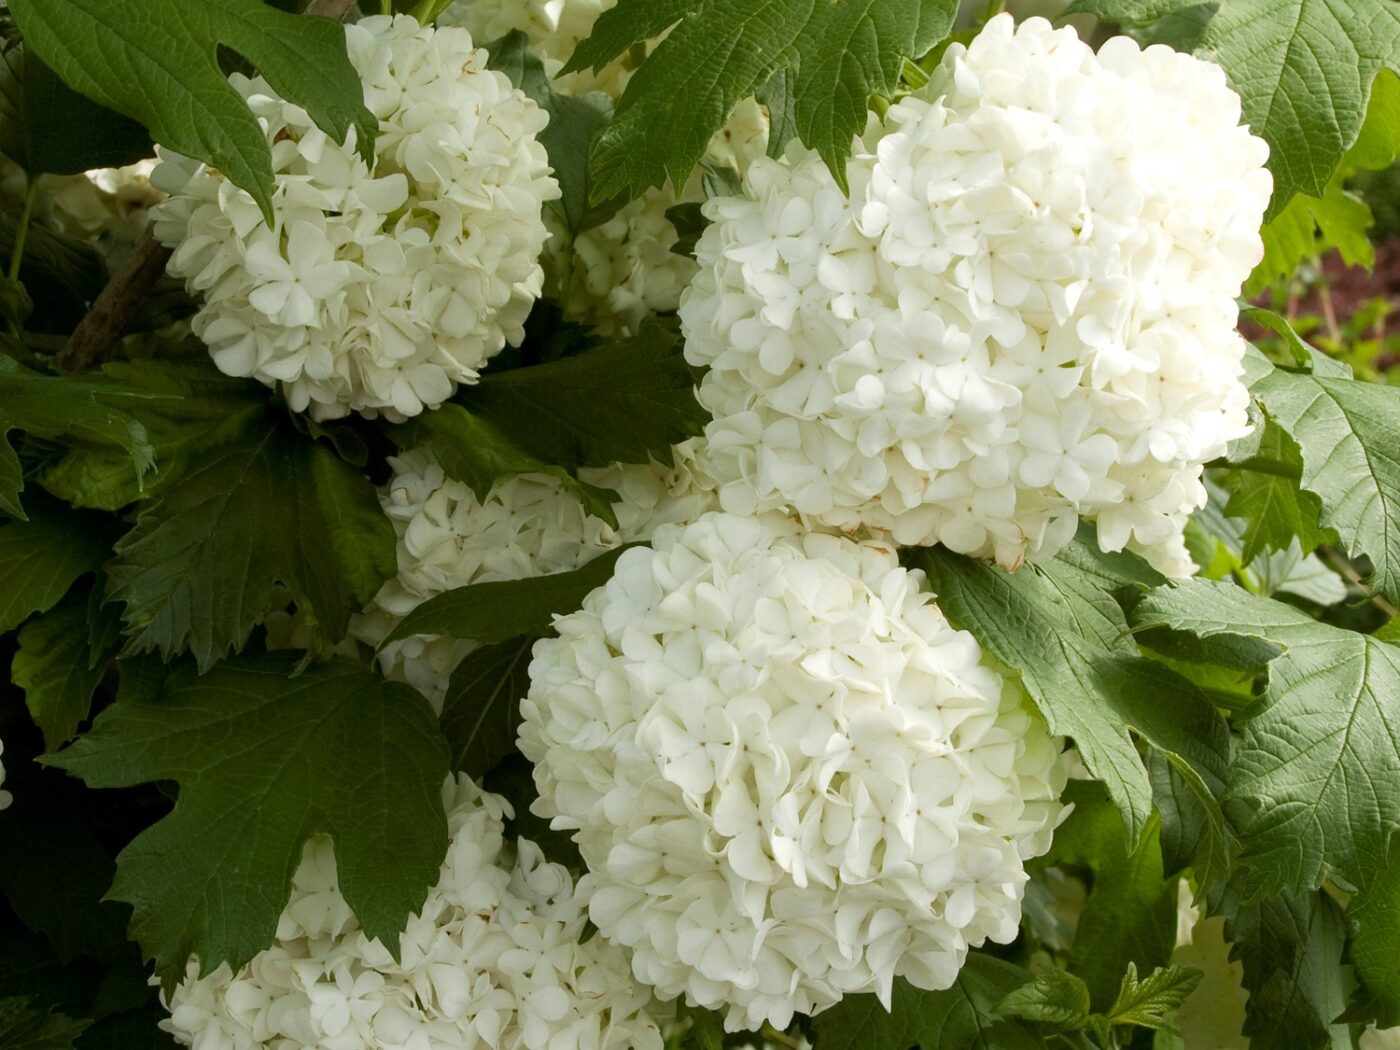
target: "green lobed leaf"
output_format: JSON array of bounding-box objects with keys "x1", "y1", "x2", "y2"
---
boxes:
[
  {"x1": 569, "y1": 0, "x2": 958, "y2": 201},
  {"x1": 1228, "y1": 891, "x2": 1350, "y2": 1050},
  {"x1": 0, "y1": 357, "x2": 160, "y2": 519},
  {"x1": 383, "y1": 546, "x2": 633, "y2": 647},
  {"x1": 1104, "y1": 964, "x2": 1203, "y2": 1028},
  {"x1": 910, "y1": 534, "x2": 1231, "y2": 846},
  {"x1": 386, "y1": 404, "x2": 619, "y2": 529},
  {"x1": 1041, "y1": 782, "x2": 1179, "y2": 1010},
  {"x1": 46, "y1": 655, "x2": 450, "y2": 985},
  {"x1": 6, "y1": 0, "x2": 376, "y2": 221},
  {"x1": 1062, "y1": 0, "x2": 1202, "y2": 20},
  {"x1": 38, "y1": 357, "x2": 265, "y2": 512},
  {"x1": 0, "y1": 496, "x2": 112, "y2": 635},
  {"x1": 808, "y1": 954, "x2": 1039, "y2": 1050},
  {"x1": 1245, "y1": 70, "x2": 1400, "y2": 293},
  {"x1": 1350, "y1": 836, "x2": 1400, "y2": 1027},
  {"x1": 994, "y1": 970, "x2": 1092, "y2": 1029},
  {"x1": 1196, "y1": 0, "x2": 1400, "y2": 216},
  {"x1": 1220, "y1": 417, "x2": 1328, "y2": 565},
  {"x1": 438, "y1": 637, "x2": 535, "y2": 779},
  {"x1": 12, "y1": 584, "x2": 117, "y2": 751},
  {"x1": 1250, "y1": 351, "x2": 1400, "y2": 603},
  {"x1": 106, "y1": 412, "x2": 396, "y2": 671},
  {"x1": 792, "y1": 0, "x2": 958, "y2": 189},
  {"x1": 0, "y1": 998, "x2": 90, "y2": 1050},
  {"x1": 1132, "y1": 579, "x2": 1400, "y2": 898},
  {"x1": 456, "y1": 319, "x2": 706, "y2": 470}
]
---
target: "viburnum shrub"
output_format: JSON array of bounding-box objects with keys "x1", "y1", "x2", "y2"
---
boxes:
[{"x1": 0, "y1": 0, "x2": 1398, "y2": 1048}]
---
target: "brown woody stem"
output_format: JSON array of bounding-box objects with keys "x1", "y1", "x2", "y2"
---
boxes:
[{"x1": 55, "y1": 232, "x2": 172, "y2": 373}]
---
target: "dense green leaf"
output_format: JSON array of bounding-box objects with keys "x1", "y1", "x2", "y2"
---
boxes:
[
  {"x1": 0, "y1": 998, "x2": 90, "y2": 1050},
  {"x1": 994, "y1": 970, "x2": 1092, "y2": 1029},
  {"x1": 1350, "y1": 836, "x2": 1400, "y2": 1027},
  {"x1": 0, "y1": 45, "x2": 150, "y2": 175},
  {"x1": 387, "y1": 404, "x2": 618, "y2": 529},
  {"x1": 439, "y1": 637, "x2": 534, "y2": 778},
  {"x1": 7, "y1": 0, "x2": 375, "y2": 221},
  {"x1": 568, "y1": 0, "x2": 957, "y2": 200},
  {"x1": 0, "y1": 497, "x2": 111, "y2": 634},
  {"x1": 457, "y1": 320, "x2": 706, "y2": 470},
  {"x1": 910, "y1": 537, "x2": 1230, "y2": 845},
  {"x1": 106, "y1": 413, "x2": 396, "y2": 671},
  {"x1": 1250, "y1": 352, "x2": 1400, "y2": 602},
  {"x1": 12, "y1": 585, "x2": 115, "y2": 750},
  {"x1": 384, "y1": 546, "x2": 632, "y2": 647},
  {"x1": 1041, "y1": 782, "x2": 1178, "y2": 1010},
  {"x1": 1133, "y1": 580, "x2": 1400, "y2": 897},
  {"x1": 0, "y1": 357, "x2": 159, "y2": 518},
  {"x1": 46, "y1": 655, "x2": 450, "y2": 984},
  {"x1": 1229, "y1": 891, "x2": 1350, "y2": 1050},
  {"x1": 809, "y1": 954, "x2": 1037, "y2": 1050},
  {"x1": 39, "y1": 357, "x2": 265, "y2": 512}
]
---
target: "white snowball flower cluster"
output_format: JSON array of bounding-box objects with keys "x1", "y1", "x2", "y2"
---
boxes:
[
  {"x1": 521, "y1": 512, "x2": 1069, "y2": 1031},
  {"x1": 162, "y1": 776, "x2": 663, "y2": 1050},
  {"x1": 679, "y1": 14, "x2": 1271, "y2": 575},
  {"x1": 352, "y1": 442, "x2": 718, "y2": 706},
  {"x1": 149, "y1": 15, "x2": 558, "y2": 420}
]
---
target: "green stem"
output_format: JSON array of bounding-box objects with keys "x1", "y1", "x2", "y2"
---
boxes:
[
  {"x1": 380, "y1": 0, "x2": 393, "y2": 15},
  {"x1": 983, "y1": 0, "x2": 1007, "y2": 20},
  {"x1": 8, "y1": 177, "x2": 39, "y2": 284}
]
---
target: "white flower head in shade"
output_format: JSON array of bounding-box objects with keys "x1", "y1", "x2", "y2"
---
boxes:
[
  {"x1": 0, "y1": 735, "x2": 11, "y2": 811},
  {"x1": 1363, "y1": 1028, "x2": 1400, "y2": 1050},
  {"x1": 441, "y1": 0, "x2": 628, "y2": 96},
  {"x1": 561, "y1": 98, "x2": 771, "y2": 336},
  {"x1": 149, "y1": 16, "x2": 558, "y2": 421},
  {"x1": 520, "y1": 511, "x2": 1070, "y2": 1031},
  {"x1": 161, "y1": 777, "x2": 665, "y2": 1050},
  {"x1": 46, "y1": 159, "x2": 163, "y2": 246},
  {"x1": 679, "y1": 14, "x2": 1271, "y2": 575},
  {"x1": 352, "y1": 442, "x2": 719, "y2": 706}
]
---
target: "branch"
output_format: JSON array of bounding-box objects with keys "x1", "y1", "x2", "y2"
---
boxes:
[{"x1": 55, "y1": 232, "x2": 171, "y2": 373}]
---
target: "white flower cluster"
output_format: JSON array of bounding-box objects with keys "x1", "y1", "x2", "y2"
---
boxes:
[
  {"x1": 521, "y1": 512, "x2": 1069, "y2": 1030},
  {"x1": 162, "y1": 776, "x2": 664, "y2": 1050},
  {"x1": 352, "y1": 442, "x2": 718, "y2": 706},
  {"x1": 680, "y1": 14, "x2": 1270, "y2": 574},
  {"x1": 149, "y1": 16, "x2": 558, "y2": 420}
]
